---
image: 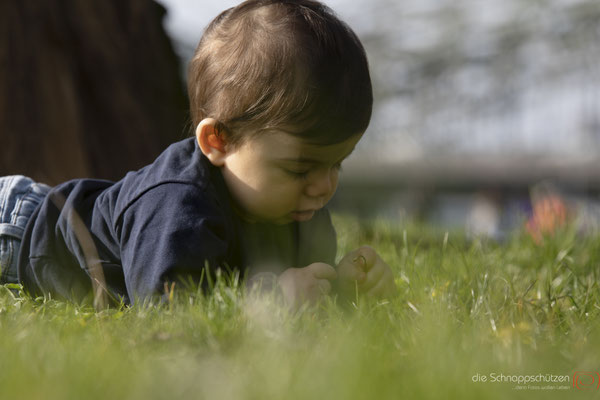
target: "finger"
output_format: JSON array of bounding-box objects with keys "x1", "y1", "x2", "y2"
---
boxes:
[
  {"x1": 359, "y1": 261, "x2": 385, "y2": 291},
  {"x1": 350, "y1": 265, "x2": 367, "y2": 283},
  {"x1": 335, "y1": 251, "x2": 358, "y2": 271},
  {"x1": 365, "y1": 267, "x2": 397, "y2": 298},
  {"x1": 304, "y1": 280, "x2": 331, "y2": 304},
  {"x1": 316, "y1": 279, "x2": 332, "y2": 295},
  {"x1": 310, "y1": 263, "x2": 337, "y2": 280},
  {"x1": 366, "y1": 277, "x2": 389, "y2": 298},
  {"x1": 351, "y1": 255, "x2": 368, "y2": 274},
  {"x1": 354, "y1": 246, "x2": 378, "y2": 271},
  {"x1": 336, "y1": 259, "x2": 366, "y2": 283}
]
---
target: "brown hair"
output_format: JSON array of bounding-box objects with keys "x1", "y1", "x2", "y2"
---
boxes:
[{"x1": 187, "y1": 0, "x2": 372, "y2": 147}]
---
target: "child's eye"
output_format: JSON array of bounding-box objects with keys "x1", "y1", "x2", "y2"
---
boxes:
[
  {"x1": 283, "y1": 163, "x2": 342, "y2": 180},
  {"x1": 284, "y1": 169, "x2": 310, "y2": 180}
]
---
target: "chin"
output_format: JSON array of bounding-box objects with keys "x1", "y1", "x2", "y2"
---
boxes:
[
  {"x1": 247, "y1": 213, "x2": 294, "y2": 225},
  {"x1": 246, "y1": 207, "x2": 314, "y2": 225},
  {"x1": 271, "y1": 214, "x2": 297, "y2": 225}
]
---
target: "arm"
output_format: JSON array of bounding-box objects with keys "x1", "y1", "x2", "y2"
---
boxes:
[
  {"x1": 276, "y1": 262, "x2": 337, "y2": 308},
  {"x1": 277, "y1": 209, "x2": 338, "y2": 308},
  {"x1": 118, "y1": 183, "x2": 232, "y2": 303}
]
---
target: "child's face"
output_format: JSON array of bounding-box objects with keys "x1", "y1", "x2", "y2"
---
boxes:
[{"x1": 220, "y1": 131, "x2": 361, "y2": 224}]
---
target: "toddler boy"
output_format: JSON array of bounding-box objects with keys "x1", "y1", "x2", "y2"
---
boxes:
[{"x1": 0, "y1": 0, "x2": 396, "y2": 308}]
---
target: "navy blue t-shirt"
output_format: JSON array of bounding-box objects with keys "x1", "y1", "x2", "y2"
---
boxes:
[{"x1": 17, "y1": 138, "x2": 337, "y2": 304}]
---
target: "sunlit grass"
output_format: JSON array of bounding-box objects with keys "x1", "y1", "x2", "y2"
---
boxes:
[{"x1": 1, "y1": 214, "x2": 599, "y2": 399}]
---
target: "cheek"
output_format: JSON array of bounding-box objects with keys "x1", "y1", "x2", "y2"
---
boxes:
[
  {"x1": 314, "y1": 170, "x2": 338, "y2": 206},
  {"x1": 331, "y1": 170, "x2": 340, "y2": 189},
  {"x1": 263, "y1": 178, "x2": 304, "y2": 202},
  {"x1": 325, "y1": 170, "x2": 340, "y2": 196},
  {"x1": 235, "y1": 169, "x2": 303, "y2": 209}
]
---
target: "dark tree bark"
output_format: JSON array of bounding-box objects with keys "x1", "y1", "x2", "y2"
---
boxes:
[{"x1": 0, "y1": 0, "x2": 189, "y2": 185}]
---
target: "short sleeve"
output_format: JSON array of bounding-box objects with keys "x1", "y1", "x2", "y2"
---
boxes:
[{"x1": 118, "y1": 183, "x2": 233, "y2": 302}]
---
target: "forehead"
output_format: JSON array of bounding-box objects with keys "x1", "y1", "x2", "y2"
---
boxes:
[{"x1": 253, "y1": 131, "x2": 362, "y2": 163}]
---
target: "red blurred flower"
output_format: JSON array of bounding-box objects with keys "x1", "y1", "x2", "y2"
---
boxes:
[{"x1": 525, "y1": 194, "x2": 568, "y2": 243}]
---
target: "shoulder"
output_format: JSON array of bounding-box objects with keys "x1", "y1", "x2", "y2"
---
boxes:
[
  {"x1": 121, "y1": 137, "x2": 209, "y2": 193},
  {"x1": 100, "y1": 138, "x2": 223, "y2": 222},
  {"x1": 117, "y1": 178, "x2": 230, "y2": 236},
  {"x1": 120, "y1": 179, "x2": 235, "y2": 243}
]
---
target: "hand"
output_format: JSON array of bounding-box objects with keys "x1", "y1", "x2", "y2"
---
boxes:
[
  {"x1": 336, "y1": 246, "x2": 397, "y2": 300},
  {"x1": 278, "y1": 263, "x2": 337, "y2": 309}
]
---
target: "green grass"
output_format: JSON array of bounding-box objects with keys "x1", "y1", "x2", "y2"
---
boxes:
[{"x1": 1, "y1": 214, "x2": 600, "y2": 399}]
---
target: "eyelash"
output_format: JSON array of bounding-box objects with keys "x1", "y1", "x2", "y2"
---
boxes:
[
  {"x1": 286, "y1": 163, "x2": 343, "y2": 180},
  {"x1": 287, "y1": 170, "x2": 310, "y2": 180}
]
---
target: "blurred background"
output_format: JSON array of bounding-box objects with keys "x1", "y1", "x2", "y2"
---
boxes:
[{"x1": 2, "y1": 0, "x2": 599, "y2": 238}]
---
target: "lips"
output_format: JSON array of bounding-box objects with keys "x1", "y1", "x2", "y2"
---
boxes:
[{"x1": 290, "y1": 209, "x2": 316, "y2": 222}]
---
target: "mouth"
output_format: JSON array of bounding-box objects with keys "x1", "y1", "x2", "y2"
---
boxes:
[{"x1": 290, "y1": 209, "x2": 316, "y2": 222}]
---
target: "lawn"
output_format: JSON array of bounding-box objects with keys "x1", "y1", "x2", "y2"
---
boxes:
[{"x1": 1, "y1": 214, "x2": 599, "y2": 399}]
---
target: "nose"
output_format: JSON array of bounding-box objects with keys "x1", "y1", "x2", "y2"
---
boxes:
[{"x1": 304, "y1": 167, "x2": 338, "y2": 200}]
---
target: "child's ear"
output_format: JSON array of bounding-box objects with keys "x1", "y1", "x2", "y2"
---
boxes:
[{"x1": 196, "y1": 118, "x2": 227, "y2": 166}]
